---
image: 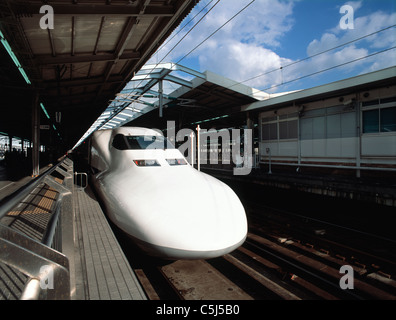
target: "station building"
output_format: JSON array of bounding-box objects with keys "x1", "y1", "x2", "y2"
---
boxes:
[{"x1": 242, "y1": 66, "x2": 396, "y2": 181}]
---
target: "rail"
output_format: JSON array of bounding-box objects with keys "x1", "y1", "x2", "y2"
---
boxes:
[
  {"x1": 0, "y1": 156, "x2": 74, "y2": 300},
  {"x1": 259, "y1": 160, "x2": 396, "y2": 172}
]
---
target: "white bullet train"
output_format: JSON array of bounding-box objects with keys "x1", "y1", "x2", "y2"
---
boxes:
[{"x1": 89, "y1": 127, "x2": 248, "y2": 260}]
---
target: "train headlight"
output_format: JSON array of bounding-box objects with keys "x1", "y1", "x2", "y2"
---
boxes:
[
  {"x1": 133, "y1": 159, "x2": 160, "y2": 167},
  {"x1": 166, "y1": 158, "x2": 188, "y2": 166}
]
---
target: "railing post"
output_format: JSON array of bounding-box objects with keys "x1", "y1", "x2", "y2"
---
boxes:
[
  {"x1": 20, "y1": 279, "x2": 41, "y2": 300},
  {"x1": 266, "y1": 147, "x2": 272, "y2": 174}
]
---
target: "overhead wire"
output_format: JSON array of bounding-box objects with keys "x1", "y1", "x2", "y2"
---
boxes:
[
  {"x1": 103, "y1": 0, "x2": 222, "y2": 122},
  {"x1": 95, "y1": 0, "x2": 255, "y2": 132},
  {"x1": 176, "y1": 0, "x2": 256, "y2": 64},
  {"x1": 154, "y1": 3, "x2": 395, "y2": 99},
  {"x1": 155, "y1": 0, "x2": 217, "y2": 57},
  {"x1": 155, "y1": 0, "x2": 222, "y2": 66},
  {"x1": 93, "y1": 1, "x2": 396, "y2": 135},
  {"x1": 226, "y1": 23, "x2": 396, "y2": 92},
  {"x1": 75, "y1": 1, "x2": 226, "y2": 146},
  {"x1": 261, "y1": 45, "x2": 396, "y2": 92},
  {"x1": 131, "y1": 0, "x2": 254, "y2": 94}
]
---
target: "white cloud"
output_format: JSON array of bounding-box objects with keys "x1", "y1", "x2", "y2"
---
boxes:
[
  {"x1": 306, "y1": 6, "x2": 396, "y2": 75},
  {"x1": 149, "y1": 0, "x2": 395, "y2": 94},
  {"x1": 198, "y1": 39, "x2": 293, "y2": 89},
  {"x1": 343, "y1": 1, "x2": 363, "y2": 12},
  {"x1": 277, "y1": 4, "x2": 396, "y2": 91},
  {"x1": 150, "y1": 0, "x2": 296, "y2": 91}
]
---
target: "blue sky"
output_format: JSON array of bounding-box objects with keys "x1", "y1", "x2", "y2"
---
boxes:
[{"x1": 148, "y1": 0, "x2": 396, "y2": 94}]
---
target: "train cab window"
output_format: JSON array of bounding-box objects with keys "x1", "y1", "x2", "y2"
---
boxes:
[
  {"x1": 125, "y1": 136, "x2": 175, "y2": 150},
  {"x1": 112, "y1": 134, "x2": 175, "y2": 150},
  {"x1": 112, "y1": 134, "x2": 129, "y2": 150}
]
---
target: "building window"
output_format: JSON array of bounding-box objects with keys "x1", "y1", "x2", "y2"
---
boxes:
[
  {"x1": 262, "y1": 123, "x2": 277, "y2": 140},
  {"x1": 300, "y1": 106, "x2": 356, "y2": 140},
  {"x1": 363, "y1": 106, "x2": 396, "y2": 133},
  {"x1": 261, "y1": 113, "x2": 298, "y2": 141},
  {"x1": 362, "y1": 109, "x2": 379, "y2": 133},
  {"x1": 279, "y1": 119, "x2": 298, "y2": 139},
  {"x1": 380, "y1": 107, "x2": 396, "y2": 132},
  {"x1": 279, "y1": 121, "x2": 288, "y2": 139}
]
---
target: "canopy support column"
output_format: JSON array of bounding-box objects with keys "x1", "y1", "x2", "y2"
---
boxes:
[{"x1": 32, "y1": 93, "x2": 40, "y2": 177}]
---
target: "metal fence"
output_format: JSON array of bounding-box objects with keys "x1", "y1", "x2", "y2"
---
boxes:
[{"x1": 0, "y1": 156, "x2": 74, "y2": 300}]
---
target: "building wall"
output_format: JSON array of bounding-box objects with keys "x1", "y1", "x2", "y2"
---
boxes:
[{"x1": 259, "y1": 84, "x2": 396, "y2": 171}]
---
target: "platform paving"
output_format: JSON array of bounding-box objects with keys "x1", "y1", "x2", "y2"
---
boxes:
[
  {"x1": 73, "y1": 186, "x2": 146, "y2": 300},
  {"x1": 0, "y1": 160, "x2": 147, "y2": 300}
]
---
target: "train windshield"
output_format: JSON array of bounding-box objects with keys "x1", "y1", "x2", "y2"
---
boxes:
[{"x1": 112, "y1": 134, "x2": 175, "y2": 150}]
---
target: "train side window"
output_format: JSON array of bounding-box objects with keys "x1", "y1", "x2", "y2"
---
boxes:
[{"x1": 112, "y1": 134, "x2": 129, "y2": 150}]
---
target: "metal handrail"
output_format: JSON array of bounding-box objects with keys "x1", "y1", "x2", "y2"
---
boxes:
[
  {"x1": 0, "y1": 156, "x2": 72, "y2": 299},
  {"x1": 0, "y1": 224, "x2": 70, "y2": 300},
  {"x1": 74, "y1": 172, "x2": 88, "y2": 189},
  {"x1": 0, "y1": 156, "x2": 67, "y2": 220},
  {"x1": 41, "y1": 198, "x2": 62, "y2": 248}
]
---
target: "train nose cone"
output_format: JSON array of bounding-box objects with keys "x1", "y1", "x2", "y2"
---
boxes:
[{"x1": 115, "y1": 168, "x2": 247, "y2": 258}]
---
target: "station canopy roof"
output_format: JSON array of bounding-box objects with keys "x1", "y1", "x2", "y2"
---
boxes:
[
  {"x1": 74, "y1": 61, "x2": 270, "y2": 147},
  {"x1": 0, "y1": 0, "x2": 199, "y2": 149},
  {"x1": 242, "y1": 66, "x2": 396, "y2": 113}
]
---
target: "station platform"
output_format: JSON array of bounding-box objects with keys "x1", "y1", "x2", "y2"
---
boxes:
[
  {"x1": 73, "y1": 186, "x2": 146, "y2": 300},
  {"x1": 0, "y1": 159, "x2": 147, "y2": 300}
]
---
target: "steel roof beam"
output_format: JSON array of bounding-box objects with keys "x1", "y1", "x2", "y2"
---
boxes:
[
  {"x1": 42, "y1": 75, "x2": 124, "y2": 89},
  {"x1": 140, "y1": 63, "x2": 205, "y2": 79},
  {"x1": 140, "y1": 78, "x2": 159, "y2": 93},
  {"x1": 47, "y1": 29, "x2": 56, "y2": 57},
  {"x1": 42, "y1": 91, "x2": 114, "y2": 101},
  {"x1": 35, "y1": 52, "x2": 141, "y2": 66},
  {"x1": 97, "y1": 16, "x2": 138, "y2": 100},
  {"x1": 93, "y1": 16, "x2": 106, "y2": 55},
  {"x1": 164, "y1": 74, "x2": 193, "y2": 88},
  {"x1": 18, "y1": 4, "x2": 175, "y2": 16},
  {"x1": 120, "y1": 88, "x2": 174, "y2": 100},
  {"x1": 71, "y1": 16, "x2": 75, "y2": 56},
  {"x1": 132, "y1": 72, "x2": 193, "y2": 88},
  {"x1": 113, "y1": 17, "x2": 138, "y2": 62},
  {"x1": 173, "y1": 64, "x2": 206, "y2": 79}
]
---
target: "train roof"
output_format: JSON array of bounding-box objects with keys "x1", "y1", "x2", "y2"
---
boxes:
[{"x1": 96, "y1": 127, "x2": 163, "y2": 137}]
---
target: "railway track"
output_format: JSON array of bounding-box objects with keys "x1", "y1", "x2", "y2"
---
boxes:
[
  {"x1": 130, "y1": 226, "x2": 396, "y2": 300},
  {"x1": 114, "y1": 189, "x2": 396, "y2": 300},
  {"x1": 246, "y1": 202, "x2": 396, "y2": 283}
]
